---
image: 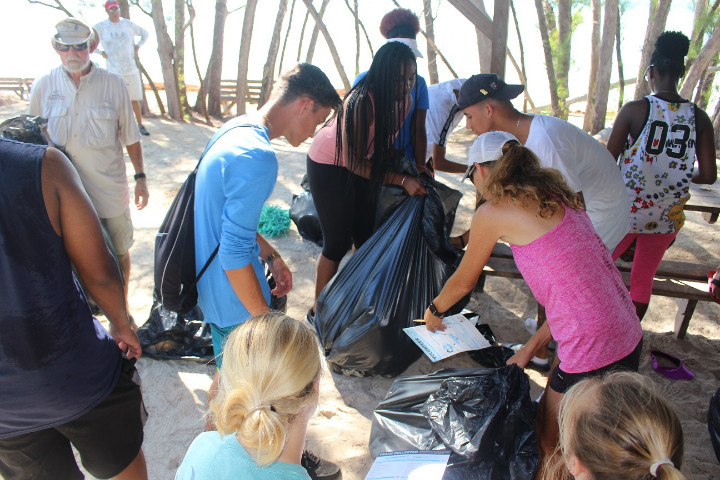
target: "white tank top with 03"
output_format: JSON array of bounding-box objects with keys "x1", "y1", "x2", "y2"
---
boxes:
[{"x1": 619, "y1": 95, "x2": 697, "y2": 234}]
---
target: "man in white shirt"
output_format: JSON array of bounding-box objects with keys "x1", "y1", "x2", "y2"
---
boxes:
[
  {"x1": 425, "y1": 78, "x2": 467, "y2": 174},
  {"x1": 94, "y1": 0, "x2": 150, "y2": 135},
  {"x1": 29, "y1": 18, "x2": 149, "y2": 320}
]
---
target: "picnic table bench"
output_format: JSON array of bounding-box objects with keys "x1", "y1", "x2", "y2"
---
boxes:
[
  {"x1": 0, "y1": 78, "x2": 33, "y2": 99},
  {"x1": 219, "y1": 79, "x2": 262, "y2": 115},
  {"x1": 476, "y1": 243, "x2": 716, "y2": 339}
]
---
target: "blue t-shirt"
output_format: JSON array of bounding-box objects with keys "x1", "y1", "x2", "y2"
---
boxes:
[
  {"x1": 0, "y1": 139, "x2": 121, "y2": 439},
  {"x1": 194, "y1": 117, "x2": 275, "y2": 328},
  {"x1": 175, "y1": 431, "x2": 310, "y2": 480},
  {"x1": 353, "y1": 71, "x2": 429, "y2": 163}
]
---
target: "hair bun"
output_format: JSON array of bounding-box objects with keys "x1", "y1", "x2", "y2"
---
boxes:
[
  {"x1": 380, "y1": 8, "x2": 420, "y2": 39},
  {"x1": 654, "y1": 31, "x2": 690, "y2": 60}
]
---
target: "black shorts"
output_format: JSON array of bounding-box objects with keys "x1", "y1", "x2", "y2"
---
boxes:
[
  {"x1": 548, "y1": 338, "x2": 643, "y2": 394},
  {"x1": 0, "y1": 358, "x2": 146, "y2": 480}
]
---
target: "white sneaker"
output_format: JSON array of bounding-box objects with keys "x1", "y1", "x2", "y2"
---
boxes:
[
  {"x1": 508, "y1": 343, "x2": 550, "y2": 371},
  {"x1": 524, "y1": 318, "x2": 537, "y2": 335}
]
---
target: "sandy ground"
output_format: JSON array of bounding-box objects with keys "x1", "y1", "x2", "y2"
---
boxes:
[{"x1": 2, "y1": 95, "x2": 719, "y2": 479}]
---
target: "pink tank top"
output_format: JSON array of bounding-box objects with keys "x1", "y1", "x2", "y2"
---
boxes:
[{"x1": 510, "y1": 204, "x2": 642, "y2": 373}]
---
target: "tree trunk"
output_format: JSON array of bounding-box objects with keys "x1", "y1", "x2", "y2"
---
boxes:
[
  {"x1": 150, "y1": 0, "x2": 182, "y2": 120},
  {"x1": 187, "y1": 0, "x2": 210, "y2": 123},
  {"x1": 118, "y1": 0, "x2": 130, "y2": 20},
  {"x1": 259, "y1": 0, "x2": 288, "y2": 106},
  {"x1": 297, "y1": 10, "x2": 310, "y2": 61},
  {"x1": 300, "y1": 0, "x2": 350, "y2": 90},
  {"x1": 353, "y1": 0, "x2": 359, "y2": 76},
  {"x1": 582, "y1": 0, "x2": 601, "y2": 131},
  {"x1": 342, "y1": 0, "x2": 374, "y2": 60},
  {"x1": 711, "y1": 98, "x2": 720, "y2": 149},
  {"x1": 590, "y1": 0, "x2": 619, "y2": 134},
  {"x1": 423, "y1": 0, "x2": 439, "y2": 84},
  {"x1": 278, "y1": 0, "x2": 296, "y2": 75},
  {"x1": 679, "y1": 23, "x2": 720, "y2": 99},
  {"x1": 615, "y1": 2, "x2": 624, "y2": 112},
  {"x1": 694, "y1": 54, "x2": 718, "y2": 109},
  {"x1": 510, "y1": 0, "x2": 529, "y2": 111},
  {"x1": 304, "y1": 0, "x2": 330, "y2": 63},
  {"x1": 236, "y1": 0, "x2": 259, "y2": 116},
  {"x1": 633, "y1": 0, "x2": 671, "y2": 100},
  {"x1": 197, "y1": 0, "x2": 227, "y2": 117},
  {"x1": 555, "y1": 0, "x2": 571, "y2": 119},
  {"x1": 174, "y1": 0, "x2": 189, "y2": 116},
  {"x1": 534, "y1": 0, "x2": 560, "y2": 116}
]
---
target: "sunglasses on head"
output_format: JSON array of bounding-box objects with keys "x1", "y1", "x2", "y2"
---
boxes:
[{"x1": 54, "y1": 41, "x2": 88, "y2": 52}]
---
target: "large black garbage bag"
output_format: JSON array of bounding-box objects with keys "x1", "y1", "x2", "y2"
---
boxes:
[
  {"x1": 290, "y1": 190, "x2": 323, "y2": 247},
  {"x1": 469, "y1": 324, "x2": 515, "y2": 369},
  {"x1": 0, "y1": 115, "x2": 48, "y2": 145},
  {"x1": 710, "y1": 387, "x2": 720, "y2": 463},
  {"x1": 314, "y1": 182, "x2": 465, "y2": 377},
  {"x1": 369, "y1": 366, "x2": 538, "y2": 480},
  {"x1": 137, "y1": 303, "x2": 214, "y2": 360}
]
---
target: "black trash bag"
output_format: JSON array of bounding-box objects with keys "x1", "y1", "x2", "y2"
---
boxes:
[
  {"x1": 0, "y1": 115, "x2": 48, "y2": 145},
  {"x1": 139, "y1": 265, "x2": 286, "y2": 360},
  {"x1": 469, "y1": 324, "x2": 515, "y2": 369},
  {"x1": 314, "y1": 182, "x2": 465, "y2": 377},
  {"x1": 290, "y1": 189, "x2": 323, "y2": 247},
  {"x1": 423, "y1": 365, "x2": 538, "y2": 479},
  {"x1": 137, "y1": 303, "x2": 214, "y2": 360},
  {"x1": 369, "y1": 367, "x2": 538, "y2": 480},
  {"x1": 710, "y1": 387, "x2": 720, "y2": 463}
]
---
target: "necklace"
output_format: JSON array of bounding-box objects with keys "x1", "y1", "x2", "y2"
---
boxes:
[{"x1": 513, "y1": 115, "x2": 521, "y2": 138}]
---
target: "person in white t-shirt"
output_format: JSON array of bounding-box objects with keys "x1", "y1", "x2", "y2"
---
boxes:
[
  {"x1": 94, "y1": 0, "x2": 150, "y2": 135},
  {"x1": 425, "y1": 78, "x2": 467, "y2": 174},
  {"x1": 457, "y1": 73, "x2": 631, "y2": 368}
]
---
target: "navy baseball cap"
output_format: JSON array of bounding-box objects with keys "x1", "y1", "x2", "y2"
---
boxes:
[{"x1": 457, "y1": 74, "x2": 524, "y2": 110}]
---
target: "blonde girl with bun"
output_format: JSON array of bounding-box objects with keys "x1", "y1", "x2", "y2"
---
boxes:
[
  {"x1": 175, "y1": 312, "x2": 321, "y2": 480},
  {"x1": 550, "y1": 372, "x2": 685, "y2": 480}
]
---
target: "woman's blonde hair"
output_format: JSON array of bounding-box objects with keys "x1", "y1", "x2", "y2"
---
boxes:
[
  {"x1": 482, "y1": 141, "x2": 584, "y2": 217},
  {"x1": 210, "y1": 312, "x2": 321, "y2": 466},
  {"x1": 548, "y1": 372, "x2": 685, "y2": 480}
]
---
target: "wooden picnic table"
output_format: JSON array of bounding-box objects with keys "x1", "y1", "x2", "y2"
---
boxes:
[{"x1": 687, "y1": 183, "x2": 720, "y2": 224}]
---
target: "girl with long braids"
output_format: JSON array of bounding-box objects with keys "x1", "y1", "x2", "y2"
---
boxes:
[
  {"x1": 423, "y1": 132, "x2": 643, "y2": 477},
  {"x1": 306, "y1": 41, "x2": 426, "y2": 320},
  {"x1": 607, "y1": 31, "x2": 717, "y2": 320}
]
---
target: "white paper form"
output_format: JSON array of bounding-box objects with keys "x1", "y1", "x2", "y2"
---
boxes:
[
  {"x1": 403, "y1": 313, "x2": 492, "y2": 362},
  {"x1": 364, "y1": 450, "x2": 450, "y2": 480}
]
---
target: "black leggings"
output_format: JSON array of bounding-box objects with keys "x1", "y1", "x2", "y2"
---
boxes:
[{"x1": 307, "y1": 155, "x2": 375, "y2": 262}]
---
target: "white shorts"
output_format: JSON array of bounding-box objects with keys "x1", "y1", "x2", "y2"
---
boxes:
[{"x1": 122, "y1": 73, "x2": 143, "y2": 102}]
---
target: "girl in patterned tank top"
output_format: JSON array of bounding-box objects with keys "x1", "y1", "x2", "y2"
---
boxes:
[{"x1": 607, "y1": 31, "x2": 717, "y2": 321}]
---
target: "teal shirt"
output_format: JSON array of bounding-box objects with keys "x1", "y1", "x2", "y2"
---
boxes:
[{"x1": 175, "y1": 431, "x2": 310, "y2": 480}]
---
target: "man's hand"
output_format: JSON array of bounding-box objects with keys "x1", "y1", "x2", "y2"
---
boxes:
[
  {"x1": 268, "y1": 256, "x2": 292, "y2": 298},
  {"x1": 110, "y1": 322, "x2": 142, "y2": 360},
  {"x1": 135, "y1": 178, "x2": 149, "y2": 209}
]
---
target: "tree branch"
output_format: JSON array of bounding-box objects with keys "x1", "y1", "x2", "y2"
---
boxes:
[
  {"x1": 342, "y1": 0, "x2": 374, "y2": 57},
  {"x1": 26, "y1": 0, "x2": 74, "y2": 16}
]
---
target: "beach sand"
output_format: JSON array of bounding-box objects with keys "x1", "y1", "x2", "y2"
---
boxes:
[{"x1": 1, "y1": 96, "x2": 718, "y2": 479}]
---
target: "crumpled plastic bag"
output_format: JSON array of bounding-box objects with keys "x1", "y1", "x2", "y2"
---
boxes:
[
  {"x1": 369, "y1": 366, "x2": 538, "y2": 480},
  {"x1": 0, "y1": 115, "x2": 48, "y2": 145},
  {"x1": 314, "y1": 178, "x2": 465, "y2": 377}
]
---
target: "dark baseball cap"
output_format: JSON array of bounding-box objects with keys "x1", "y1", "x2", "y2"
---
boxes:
[{"x1": 457, "y1": 74, "x2": 525, "y2": 110}]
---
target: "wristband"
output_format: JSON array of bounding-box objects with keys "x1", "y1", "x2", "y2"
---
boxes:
[
  {"x1": 401, "y1": 176, "x2": 407, "y2": 188},
  {"x1": 265, "y1": 252, "x2": 280, "y2": 264},
  {"x1": 134, "y1": 172, "x2": 146, "y2": 180},
  {"x1": 428, "y1": 301, "x2": 445, "y2": 318}
]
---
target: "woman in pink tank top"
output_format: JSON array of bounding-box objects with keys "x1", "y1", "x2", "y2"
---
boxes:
[{"x1": 423, "y1": 131, "x2": 643, "y2": 477}]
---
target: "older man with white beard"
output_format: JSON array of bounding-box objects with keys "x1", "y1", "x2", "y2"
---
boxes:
[{"x1": 29, "y1": 18, "x2": 149, "y2": 319}]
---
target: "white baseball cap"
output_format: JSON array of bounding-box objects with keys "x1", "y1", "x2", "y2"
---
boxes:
[
  {"x1": 461, "y1": 131, "x2": 519, "y2": 182},
  {"x1": 386, "y1": 37, "x2": 423, "y2": 58}
]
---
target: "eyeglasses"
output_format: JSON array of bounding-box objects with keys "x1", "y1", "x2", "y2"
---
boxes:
[
  {"x1": 54, "y1": 41, "x2": 88, "y2": 52},
  {"x1": 462, "y1": 163, "x2": 477, "y2": 183},
  {"x1": 643, "y1": 65, "x2": 654, "y2": 83}
]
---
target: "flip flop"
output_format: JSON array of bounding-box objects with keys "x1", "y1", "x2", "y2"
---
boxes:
[{"x1": 649, "y1": 350, "x2": 694, "y2": 380}]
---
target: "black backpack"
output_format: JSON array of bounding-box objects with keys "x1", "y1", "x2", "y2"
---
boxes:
[{"x1": 154, "y1": 124, "x2": 246, "y2": 314}]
